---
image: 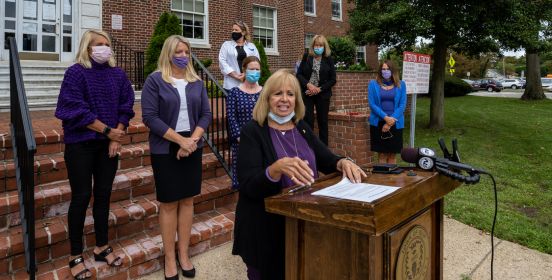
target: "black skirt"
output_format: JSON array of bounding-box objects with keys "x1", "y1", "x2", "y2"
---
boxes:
[
  {"x1": 151, "y1": 132, "x2": 202, "y2": 203},
  {"x1": 370, "y1": 121, "x2": 403, "y2": 153}
]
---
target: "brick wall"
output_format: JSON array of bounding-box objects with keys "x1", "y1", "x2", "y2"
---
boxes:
[
  {"x1": 327, "y1": 112, "x2": 373, "y2": 166},
  {"x1": 331, "y1": 71, "x2": 376, "y2": 112}
]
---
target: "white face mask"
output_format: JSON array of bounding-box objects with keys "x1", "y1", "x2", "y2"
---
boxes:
[
  {"x1": 268, "y1": 111, "x2": 295, "y2": 124},
  {"x1": 90, "y1": 45, "x2": 112, "y2": 64}
]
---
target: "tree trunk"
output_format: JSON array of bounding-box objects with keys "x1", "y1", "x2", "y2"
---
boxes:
[
  {"x1": 429, "y1": 26, "x2": 447, "y2": 130},
  {"x1": 522, "y1": 50, "x2": 546, "y2": 100}
]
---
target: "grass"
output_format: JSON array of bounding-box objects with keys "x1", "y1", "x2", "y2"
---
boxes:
[{"x1": 402, "y1": 95, "x2": 552, "y2": 254}]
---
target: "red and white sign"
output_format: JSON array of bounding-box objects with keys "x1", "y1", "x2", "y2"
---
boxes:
[{"x1": 402, "y1": 51, "x2": 431, "y2": 94}]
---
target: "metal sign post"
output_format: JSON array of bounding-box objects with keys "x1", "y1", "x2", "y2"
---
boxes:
[{"x1": 402, "y1": 51, "x2": 432, "y2": 148}]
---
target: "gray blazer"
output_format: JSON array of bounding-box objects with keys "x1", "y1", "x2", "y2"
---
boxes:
[{"x1": 141, "y1": 71, "x2": 212, "y2": 154}]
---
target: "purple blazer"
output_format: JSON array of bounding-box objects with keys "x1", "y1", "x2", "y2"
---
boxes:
[{"x1": 141, "y1": 71, "x2": 212, "y2": 154}]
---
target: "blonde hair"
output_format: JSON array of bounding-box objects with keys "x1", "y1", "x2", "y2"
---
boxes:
[
  {"x1": 157, "y1": 35, "x2": 200, "y2": 84},
  {"x1": 234, "y1": 21, "x2": 252, "y2": 42},
  {"x1": 252, "y1": 69, "x2": 305, "y2": 126},
  {"x1": 76, "y1": 29, "x2": 116, "y2": 68},
  {"x1": 308, "y1": 35, "x2": 331, "y2": 57}
]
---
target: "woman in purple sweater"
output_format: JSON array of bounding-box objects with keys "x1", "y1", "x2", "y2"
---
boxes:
[
  {"x1": 141, "y1": 35, "x2": 211, "y2": 279},
  {"x1": 55, "y1": 29, "x2": 135, "y2": 279}
]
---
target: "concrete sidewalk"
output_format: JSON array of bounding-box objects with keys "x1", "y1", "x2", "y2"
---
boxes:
[{"x1": 138, "y1": 217, "x2": 552, "y2": 279}]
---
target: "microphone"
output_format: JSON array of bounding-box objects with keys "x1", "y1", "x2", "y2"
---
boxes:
[{"x1": 401, "y1": 147, "x2": 484, "y2": 184}]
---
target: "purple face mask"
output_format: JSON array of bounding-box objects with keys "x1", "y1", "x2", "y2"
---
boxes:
[
  {"x1": 382, "y1": 69, "x2": 392, "y2": 80},
  {"x1": 172, "y1": 56, "x2": 189, "y2": 69}
]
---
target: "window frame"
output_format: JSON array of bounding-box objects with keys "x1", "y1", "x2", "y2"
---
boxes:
[
  {"x1": 304, "y1": 0, "x2": 316, "y2": 17},
  {"x1": 356, "y1": 45, "x2": 366, "y2": 64},
  {"x1": 304, "y1": 33, "x2": 315, "y2": 53},
  {"x1": 253, "y1": 5, "x2": 278, "y2": 55},
  {"x1": 331, "y1": 0, "x2": 342, "y2": 21},
  {"x1": 171, "y1": 0, "x2": 211, "y2": 48}
]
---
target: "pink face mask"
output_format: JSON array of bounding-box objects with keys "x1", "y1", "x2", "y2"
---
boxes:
[{"x1": 90, "y1": 45, "x2": 112, "y2": 64}]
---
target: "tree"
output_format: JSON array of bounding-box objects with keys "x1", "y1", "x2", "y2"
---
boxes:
[
  {"x1": 349, "y1": 1, "x2": 500, "y2": 129},
  {"x1": 327, "y1": 36, "x2": 357, "y2": 67},
  {"x1": 491, "y1": 0, "x2": 552, "y2": 100},
  {"x1": 253, "y1": 41, "x2": 271, "y2": 85},
  {"x1": 145, "y1": 12, "x2": 182, "y2": 77}
]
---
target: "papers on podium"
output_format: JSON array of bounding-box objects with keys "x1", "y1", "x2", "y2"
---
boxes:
[{"x1": 311, "y1": 177, "x2": 399, "y2": 203}]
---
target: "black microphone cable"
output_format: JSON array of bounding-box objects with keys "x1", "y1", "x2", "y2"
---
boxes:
[{"x1": 477, "y1": 170, "x2": 497, "y2": 280}]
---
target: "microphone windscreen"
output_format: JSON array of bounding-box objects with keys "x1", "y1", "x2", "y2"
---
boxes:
[{"x1": 401, "y1": 148, "x2": 419, "y2": 163}]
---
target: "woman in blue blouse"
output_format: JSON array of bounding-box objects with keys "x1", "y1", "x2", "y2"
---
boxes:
[
  {"x1": 367, "y1": 60, "x2": 407, "y2": 164},
  {"x1": 226, "y1": 56, "x2": 262, "y2": 189}
]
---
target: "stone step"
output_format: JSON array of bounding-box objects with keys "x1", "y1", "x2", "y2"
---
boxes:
[
  {"x1": 4, "y1": 203, "x2": 236, "y2": 278},
  {"x1": 0, "y1": 76, "x2": 63, "y2": 86},
  {"x1": 0, "y1": 165, "x2": 233, "y2": 231}
]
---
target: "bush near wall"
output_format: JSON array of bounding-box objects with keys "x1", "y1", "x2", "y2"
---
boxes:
[
  {"x1": 444, "y1": 76, "x2": 473, "y2": 97},
  {"x1": 144, "y1": 12, "x2": 182, "y2": 77},
  {"x1": 254, "y1": 41, "x2": 271, "y2": 86}
]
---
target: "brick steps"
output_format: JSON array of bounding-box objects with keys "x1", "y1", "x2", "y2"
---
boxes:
[
  {"x1": 0, "y1": 145, "x2": 226, "y2": 192},
  {"x1": 8, "y1": 205, "x2": 236, "y2": 279},
  {"x1": 0, "y1": 164, "x2": 233, "y2": 230},
  {"x1": 0, "y1": 176, "x2": 235, "y2": 276}
]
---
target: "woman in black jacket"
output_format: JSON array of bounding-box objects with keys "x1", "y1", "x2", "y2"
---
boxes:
[
  {"x1": 232, "y1": 69, "x2": 366, "y2": 279},
  {"x1": 296, "y1": 35, "x2": 336, "y2": 145}
]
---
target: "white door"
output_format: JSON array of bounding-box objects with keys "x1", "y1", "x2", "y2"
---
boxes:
[{"x1": 0, "y1": 0, "x2": 75, "y2": 62}]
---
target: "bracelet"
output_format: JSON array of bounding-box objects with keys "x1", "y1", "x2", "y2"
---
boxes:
[{"x1": 102, "y1": 126, "x2": 111, "y2": 136}]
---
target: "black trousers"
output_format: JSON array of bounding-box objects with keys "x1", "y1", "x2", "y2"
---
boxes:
[
  {"x1": 303, "y1": 94, "x2": 330, "y2": 145},
  {"x1": 64, "y1": 139, "x2": 118, "y2": 255}
]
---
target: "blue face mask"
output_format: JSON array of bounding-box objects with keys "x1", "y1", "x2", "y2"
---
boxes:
[
  {"x1": 245, "y1": 69, "x2": 261, "y2": 83},
  {"x1": 314, "y1": 47, "x2": 324, "y2": 56},
  {"x1": 268, "y1": 111, "x2": 295, "y2": 125},
  {"x1": 172, "y1": 56, "x2": 189, "y2": 69},
  {"x1": 382, "y1": 69, "x2": 392, "y2": 80}
]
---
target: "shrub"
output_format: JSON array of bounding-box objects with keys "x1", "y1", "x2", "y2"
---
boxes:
[
  {"x1": 327, "y1": 36, "x2": 356, "y2": 67},
  {"x1": 253, "y1": 41, "x2": 271, "y2": 85},
  {"x1": 145, "y1": 12, "x2": 182, "y2": 77},
  {"x1": 444, "y1": 76, "x2": 472, "y2": 97}
]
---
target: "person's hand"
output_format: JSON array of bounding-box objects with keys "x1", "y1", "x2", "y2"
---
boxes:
[
  {"x1": 312, "y1": 86, "x2": 321, "y2": 94},
  {"x1": 272, "y1": 157, "x2": 315, "y2": 187},
  {"x1": 178, "y1": 137, "x2": 197, "y2": 154},
  {"x1": 305, "y1": 90, "x2": 313, "y2": 96},
  {"x1": 384, "y1": 116, "x2": 396, "y2": 127},
  {"x1": 106, "y1": 128, "x2": 125, "y2": 142},
  {"x1": 307, "y1": 83, "x2": 317, "y2": 93},
  {"x1": 237, "y1": 137, "x2": 240, "y2": 143},
  {"x1": 337, "y1": 158, "x2": 367, "y2": 184},
  {"x1": 382, "y1": 123, "x2": 391, "y2": 132},
  {"x1": 176, "y1": 147, "x2": 189, "y2": 160},
  {"x1": 108, "y1": 141, "x2": 121, "y2": 158}
]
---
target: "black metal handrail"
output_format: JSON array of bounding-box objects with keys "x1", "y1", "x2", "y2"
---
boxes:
[
  {"x1": 112, "y1": 37, "x2": 145, "y2": 90},
  {"x1": 191, "y1": 53, "x2": 232, "y2": 177},
  {"x1": 9, "y1": 37, "x2": 37, "y2": 279}
]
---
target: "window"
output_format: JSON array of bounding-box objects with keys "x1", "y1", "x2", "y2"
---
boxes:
[
  {"x1": 304, "y1": 33, "x2": 314, "y2": 53},
  {"x1": 356, "y1": 46, "x2": 365, "y2": 64},
  {"x1": 331, "y1": 0, "x2": 342, "y2": 20},
  {"x1": 304, "y1": 0, "x2": 316, "y2": 16},
  {"x1": 253, "y1": 6, "x2": 277, "y2": 53},
  {"x1": 172, "y1": 0, "x2": 209, "y2": 46}
]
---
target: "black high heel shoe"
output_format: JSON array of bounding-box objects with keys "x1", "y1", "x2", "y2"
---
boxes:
[
  {"x1": 164, "y1": 267, "x2": 179, "y2": 280},
  {"x1": 69, "y1": 256, "x2": 92, "y2": 280},
  {"x1": 93, "y1": 246, "x2": 122, "y2": 267},
  {"x1": 181, "y1": 265, "x2": 195, "y2": 278}
]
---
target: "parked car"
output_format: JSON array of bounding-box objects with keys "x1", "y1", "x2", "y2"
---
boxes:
[
  {"x1": 500, "y1": 79, "x2": 524, "y2": 89},
  {"x1": 541, "y1": 78, "x2": 552, "y2": 92},
  {"x1": 461, "y1": 79, "x2": 479, "y2": 92},
  {"x1": 478, "y1": 79, "x2": 504, "y2": 92}
]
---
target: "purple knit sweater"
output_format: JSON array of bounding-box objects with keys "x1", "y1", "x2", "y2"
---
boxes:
[{"x1": 55, "y1": 60, "x2": 135, "y2": 144}]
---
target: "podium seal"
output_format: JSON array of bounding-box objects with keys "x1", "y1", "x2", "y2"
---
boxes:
[{"x1": 396, "y1": 225, "x2": 430, "y2": 280}]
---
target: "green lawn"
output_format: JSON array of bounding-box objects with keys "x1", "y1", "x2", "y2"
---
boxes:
[{"x1": 403, "y1": 95, "x2": 552, "y2": 254}]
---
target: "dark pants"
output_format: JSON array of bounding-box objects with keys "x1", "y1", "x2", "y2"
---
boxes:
[
  {"x1": 303, "y1": 94, "x2": 330, "y2": 145},
  {"x1": 64, "y1": 139, "x2": 118, "y2": 255}
]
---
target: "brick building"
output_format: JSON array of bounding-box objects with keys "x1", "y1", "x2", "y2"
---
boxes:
[{"x1": 0, "y1": 0, "x2": 377, "y2": 67}]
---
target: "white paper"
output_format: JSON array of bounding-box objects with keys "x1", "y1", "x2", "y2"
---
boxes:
[
  {"x1": 112, "y1": 14, "x2": 122, "y2": 30},
  {"x1": 23, "y1": 1, "x2": 37, "y2": 19},
  {"x1": 43, "y1": 3, "x2": 56, "y2": 21},
  {"x1": 311, "y1": 177, "x2": 399, "y2": 203}
]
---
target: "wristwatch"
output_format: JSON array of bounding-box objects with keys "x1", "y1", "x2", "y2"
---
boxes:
[{"x1": 102, "y1": 126, "x2": 111, "y2": 136}]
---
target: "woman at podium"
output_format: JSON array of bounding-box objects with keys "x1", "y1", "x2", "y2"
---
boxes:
[{"x1": 232, "y1": 69, "x2": 366, "y2": 279}]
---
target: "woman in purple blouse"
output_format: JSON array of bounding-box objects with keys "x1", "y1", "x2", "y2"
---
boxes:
[
  {"x1": 55, "y1": 29, "x2": 134, "y2": 279},
  {"x1": 232, "y1": 69, "x2": 366, "y2": 279},
  {"x1": 141, "y1": 35, "x2": 211, "y2": 279}
]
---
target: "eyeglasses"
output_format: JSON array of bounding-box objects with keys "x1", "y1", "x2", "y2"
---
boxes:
[{"x1": 381, "y1": 131, "x2": 394, "y2": 140}]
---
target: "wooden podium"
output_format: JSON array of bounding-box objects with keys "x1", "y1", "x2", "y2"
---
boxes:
[{"x1": 265, "y1": 170, "x2": 461, "y2": 280}]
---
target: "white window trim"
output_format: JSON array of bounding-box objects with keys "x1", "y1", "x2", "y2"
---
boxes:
[
  {"x1": 171, "y1": 0, "x2": 211, "y2": 48},
  {"x1": 356, "y1": 45, "x2": 366, "y2": 63},
  {"x1": 331, "y1": 0, "x2": 342, "y2": 21},
  {"x1": 304, "y1": 0, "x2": 316, "y2": 17},
  {"x1": 253, "y1": 5, "x2": 278, "y2": 56}
]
